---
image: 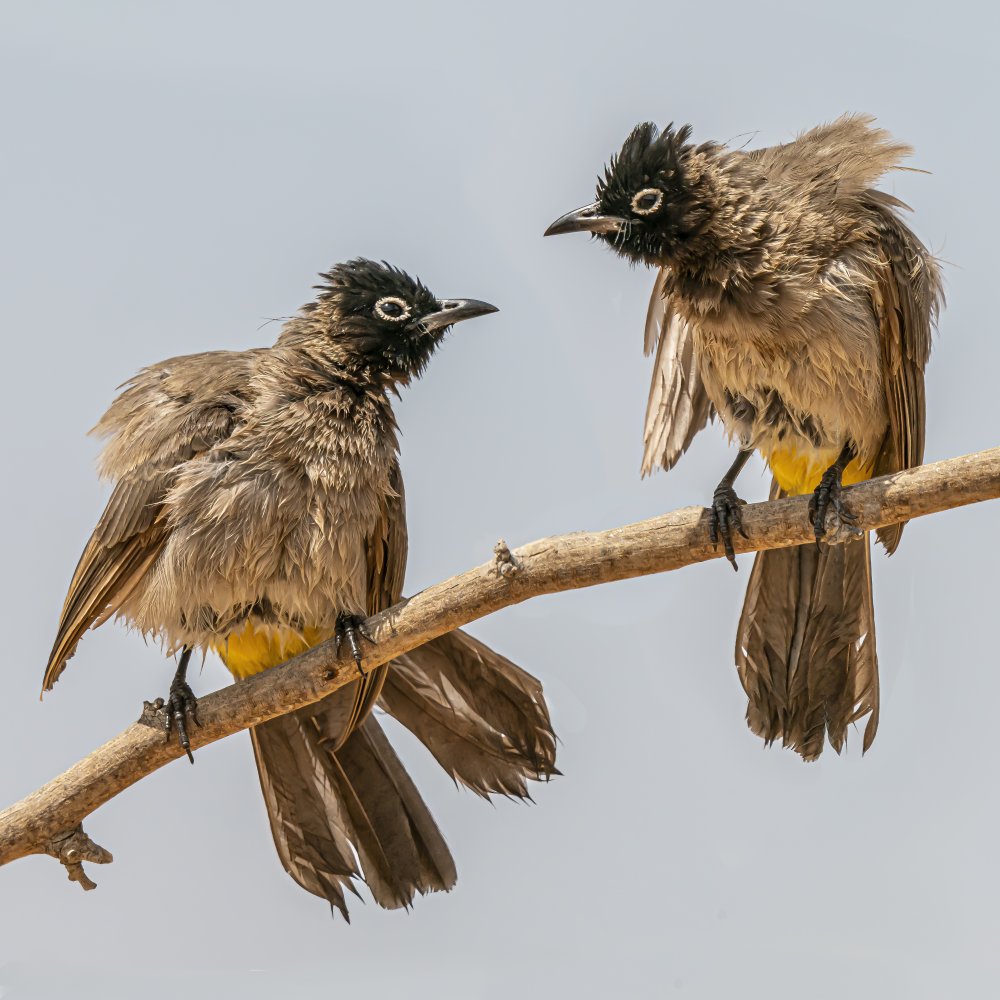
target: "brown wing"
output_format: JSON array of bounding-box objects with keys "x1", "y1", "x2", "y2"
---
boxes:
[
  {"x1": 749, "y1": 114, "x2": 914, "y2": 198},
  {"x1": 338, "y1": 460, "x2": 409, "y2": 736},
  {"x1": 43, "y1": 350, "x2": 258, "y2": 690},
  {"x1": 866, "y1": 192, "x2": 943, "y2": 553},
  {"x1": 639, "y1": 141, "x2": 807, "y2": 477},
  {"x1": 366, "y1": 460, "x2": 408, "y2": 615},
  {"x1": 640, "y1": 268, "x2": 714, "y2": 476}
]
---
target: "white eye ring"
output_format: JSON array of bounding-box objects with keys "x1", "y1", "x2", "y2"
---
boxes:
[
  {"x1": 631, "y1": 187, "x2": 664, "y2": 216},
  {"x1": 374, "y1": 296, "x2": 411, "y2": 323}
]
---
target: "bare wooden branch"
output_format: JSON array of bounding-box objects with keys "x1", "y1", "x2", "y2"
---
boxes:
[{"x1": 2, "y1": 446, "x2": 998, "y2": 887}]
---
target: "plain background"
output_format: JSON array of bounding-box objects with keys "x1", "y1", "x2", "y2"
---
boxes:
[{"x1": 2, "y1": 2, "x2": 999, "y2": 997}]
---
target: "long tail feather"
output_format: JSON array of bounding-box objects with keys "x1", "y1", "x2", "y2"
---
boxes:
[
  {"x1": 251, "y1": 693, "x2": 455, "y2": 918},
  {"x1": 252, "y1": 628, "x2": 555, "y2": 915},
  {"x1": 735, "y1": 525, "x2": 879, "y2": 761},
  {"x1": 379, "y1": 629, "x2": 559, "y2": 799}
]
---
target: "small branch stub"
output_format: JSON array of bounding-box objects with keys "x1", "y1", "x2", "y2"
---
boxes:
[
  {"x1": 493, "y1": 538, "x2": 521, "y2": 578},
  {"x1": 46, "y1": 826, "x2": 113, "y2": 891},
  {"x1": 139, "y1": 698, "x2": 166, "y2": 726}
]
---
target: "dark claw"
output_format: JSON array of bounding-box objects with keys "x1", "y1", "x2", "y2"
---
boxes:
[
  {"x1": 335, "y1": 613, "x2": 374, "y2": 676},
  {"x1": 709, "y1": 485, "x2": 748, "y2": 571},
  {"x1": 163, "y1": 678, "x2": 200, "y2": 764},
  {"x1": 809, "y1": 463, "x2": 856, "y2": 545}
]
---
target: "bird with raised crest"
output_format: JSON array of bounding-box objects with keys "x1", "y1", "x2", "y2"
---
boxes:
[
  {"x1": 546, "y1": 115, "x2": 943, "y2": 760},
  {"x1": 44, "y1": 258, "x2": 557, "y2": 917}
]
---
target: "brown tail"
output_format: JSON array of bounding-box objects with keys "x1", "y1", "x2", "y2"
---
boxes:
[
  {"x1": 735, "y1": 526, "x2": 879, "y2": 762},
  {"x1": 252, "y1": 699, "x2": 456, "y2": 920},
  {"x1": 380, "y1": 629, "x2": 559, "y2": 799},
  {"x1": 251, "y1": 628, "x2": 557, "y2": 917}
]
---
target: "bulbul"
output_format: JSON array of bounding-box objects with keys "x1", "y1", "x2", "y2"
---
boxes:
[
  {"x1": 44, "y1": 258, "x2": 557, "y2": 917},
  {"x1": 546, "y1": 115, "x2": 942, "y2": 760}
]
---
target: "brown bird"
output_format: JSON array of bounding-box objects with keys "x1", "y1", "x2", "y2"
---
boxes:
[
  {"x1": 546, "y1": 115, "x2": 942, "y2": 760},
  {"x1": 44, "y1": 258, "x2": 557, "y2": 917}
]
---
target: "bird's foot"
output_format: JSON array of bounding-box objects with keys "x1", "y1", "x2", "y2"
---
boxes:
[
  {"x1": 335, "y1": 613, "x2": 375, "y2": 676},
  {"x1": 162, "y1": 676, "x2": 200, "y2": 764},
  {"x1": 808, "y1": 464, "x2": 860, "y2": 545},
  {"x1": 709, "y1": 484, "x2": 748, "y2": 571}
]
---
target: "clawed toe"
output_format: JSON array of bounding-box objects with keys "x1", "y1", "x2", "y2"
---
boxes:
[
  {"x1": 709, "y1": 485, "x2": 749, "y2": 571},
  {"x1": 163, "y1": 679, "x2": 200, "y2": 764},
  {"x1": 809, "y1": 466, "x2": 859, "y2": 545},
  {"x1": 335, "y1": 613, "x2": 375, "y2": 675}
]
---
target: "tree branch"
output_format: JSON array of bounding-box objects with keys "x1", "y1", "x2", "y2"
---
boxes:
[{"x1": 3, "y1": 447, "x2": 998, "y2": 887}]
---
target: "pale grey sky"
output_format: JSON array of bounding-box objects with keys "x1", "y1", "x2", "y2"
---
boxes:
[{"x1": 2, "y1": 1, "x2": 999, "y2": 997}]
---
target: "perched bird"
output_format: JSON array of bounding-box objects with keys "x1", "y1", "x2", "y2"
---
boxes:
[
  {"x1": 546, "y1": 115, "x2": 942, "y2": 760},
  {"x1": 44, "y1": 258, "x2": 557, "y2": 917}
]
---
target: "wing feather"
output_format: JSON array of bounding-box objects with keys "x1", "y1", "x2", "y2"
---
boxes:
[
  {"x1": 640, "y1": 268, "x2": 714, "y2": 476},
  {"x1": 43, "y1": 351, "x2": 257, "y2": 689},
  {"x1": 339, "y1": 460, "x2": 409, "y2": 739},
  {"x1": 866, "y1": 194, "x2": 943, "y2": 553}
]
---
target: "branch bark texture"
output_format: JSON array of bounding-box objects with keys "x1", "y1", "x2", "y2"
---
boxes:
[{"x1": 2, "y1": 447, "x2": 998, "y2": 885}]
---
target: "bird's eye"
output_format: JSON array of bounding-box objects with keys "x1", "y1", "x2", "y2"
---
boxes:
[
  {"x1": 374, "y1": 296, "x2": 411, "y2": 323},
  {"x1": 630, "y1": 188, "x2": 664, "y2": 217}
]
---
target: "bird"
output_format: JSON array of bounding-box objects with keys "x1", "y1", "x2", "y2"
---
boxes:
[
  {"x1": 43, "y1": 257, "x2": 558, "y2": 918},
  {"x1": 545, "y1": 114, "x2": 942, "y2": 760}
]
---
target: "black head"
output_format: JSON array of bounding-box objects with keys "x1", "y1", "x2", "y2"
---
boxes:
[
  {"x1": 308, "y1": 258, "x2": 498, "y2": 383},
  {"x1": 545, "y1": 122, "x2": 713, "y2": 266}
]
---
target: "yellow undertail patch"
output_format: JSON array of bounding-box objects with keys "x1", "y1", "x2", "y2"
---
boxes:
[
  {"x1": 766, "y1": 447, "x2": 873, "y2": 497},
  {"x1": 212, "y1": 621, "x2": 334, "y2": 679}
]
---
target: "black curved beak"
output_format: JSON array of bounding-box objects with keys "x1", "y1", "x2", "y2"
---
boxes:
[
  {"x1": 544, "y1": 201, "x2": 626, "y2": 237},
  {"x1": 421, "y1": 298, "x2": 499, "y2": 333}
]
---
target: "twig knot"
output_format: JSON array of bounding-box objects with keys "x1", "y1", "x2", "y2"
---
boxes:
[
  {"x1": 47, "y1": 825, "x2": 113, "y2": 891},
  {"x1": 493, "y1": 539, "x2": 521, "y2": 578}
]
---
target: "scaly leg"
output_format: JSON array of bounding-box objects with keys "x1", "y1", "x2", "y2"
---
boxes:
[
  {"x1": 335, "y1": 612, "x2": 376, "y2": 676},
  {"x1": 709, "y1": 448, "x2": 753, "y2": 571},
  {"x1": 808, "y1": 442, "x2": 860, "y2": 544},
  {"x1": 163, "y1": 647, "x2": 200, "y2": 764}
]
